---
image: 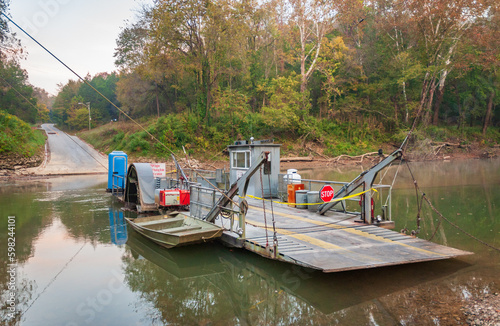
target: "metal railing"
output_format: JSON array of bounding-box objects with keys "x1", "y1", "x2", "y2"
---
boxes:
[{"x1": 277, "y1": 174, "x2": 393, "y2": 221}]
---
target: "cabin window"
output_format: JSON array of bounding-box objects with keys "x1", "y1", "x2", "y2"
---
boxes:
[{"x1": 232, "y1": 151, "x2": 251, "y2": 169}]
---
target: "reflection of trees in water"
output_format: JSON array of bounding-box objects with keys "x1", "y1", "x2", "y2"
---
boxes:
[
  {"x1": 121, "y1": 240, "x2": 343, "y2": 325},
  {"x1": 0, "y1": 180, "x2": 121, "y2": 324},
  {"x1": 0, "y1": 276, "x2": 35, "y2": 325},
  {"x1": 121, "y1": 233, "x2": 487, "y2": 325},
  {"x1": 372, "y1": 269, "x2": 500, "y2": 325},
  {"x1": 0, "y1": 184, "x2": 50, "y2": 325},
  {"x1": 392, "y1": 181, "x2": 500, "y2": 253},
  {"x1": 53, "y1": 188, "x2": 119, "y2": 246}
]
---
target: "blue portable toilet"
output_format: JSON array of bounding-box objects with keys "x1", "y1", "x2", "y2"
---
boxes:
[{"x1": 107, "y1": 151, "x2": 128, "y2": 192}]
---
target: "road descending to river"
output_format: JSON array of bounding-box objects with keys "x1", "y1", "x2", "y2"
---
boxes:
[{"x1": 29, "y1": 124, "x2": 107, "y2": 175}]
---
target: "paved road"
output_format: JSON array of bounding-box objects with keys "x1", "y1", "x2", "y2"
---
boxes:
[{"x1": 29, "y1": 124, "x2": 108, "y2": 175}]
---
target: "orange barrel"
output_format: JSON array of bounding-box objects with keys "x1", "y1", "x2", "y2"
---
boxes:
[{"x1": 287, "y1": 183, "x2": 305, "y2": 207}]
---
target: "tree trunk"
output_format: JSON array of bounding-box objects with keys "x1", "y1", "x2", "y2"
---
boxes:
[
  {"x1": 402, "y1": 81, "x2": 408, "y2": 124},
  {"x1": 432, "y1": 69, "x2": 449, "y2": 126},
  {"x1": 155, "y1": 83, "x2": 160, "y2": 119},
  {"x1": 394, "y1": 100, "x2": 398, "y2": 127},
  {"x1": 432, "y1": 85, "x2": 444, "y2": 125},
  {"x1": 423, "y1": 78, "x2": 438, "y2": 126},
  {"x1": 482, "y1": 91, "x2": 494, "y2": 135},
  {"x1": 300, "y1": 57, "x2": 307, "y2": 93}
]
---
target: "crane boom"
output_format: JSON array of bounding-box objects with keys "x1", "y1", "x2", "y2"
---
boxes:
[
  {"x1": 204, "y1": 151, "x2": 270, "y2": 223},
  {"x1": 317, "y1": 149, "x2": 403, "y2": 223}
]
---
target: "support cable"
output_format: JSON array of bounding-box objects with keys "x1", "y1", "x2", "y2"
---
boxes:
[
  {"x1": 0, "y1": 75, "x2": 108, "y2": 170},
  {"x1": 267, "y1": 172, "x2": 278, "y2": 250},
  {"x1": 1, "y1": 13, "x2": 175, "y2": 157},
  {"x1": 21, "y1": 242, "x2": 86, "y2": 319},
  {"x1": 404, "y1": 159, "x2": 500, "y2": 253},
  {"x1": 0, "y1": 74, "x2": 38, "y2": 111},
  {"x1": 422, "y1": 194, "x2": 500, "y2": 253},
  {"x1": 50, "y1": 126, "x2": 108, "y2": 171},
  {"x1": 259, "y1": 167, "x2": 269, "y2": 248}
]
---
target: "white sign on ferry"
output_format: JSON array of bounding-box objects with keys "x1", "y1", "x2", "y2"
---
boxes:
[{"x1": 150, "y1": 163, "x2": 166, "y2": 178}]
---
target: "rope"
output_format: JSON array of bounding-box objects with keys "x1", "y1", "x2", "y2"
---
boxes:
[
  {"x1": 242, "y1": 188, "x2": 378, "y2": 206},
  {"x1": 201, "y1": 229, "x2": 224, "y2": 242}
]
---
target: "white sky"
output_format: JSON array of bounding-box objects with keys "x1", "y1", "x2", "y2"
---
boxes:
[{"x1": 9, "y1": 0, "x2": 153, "y2": 96}]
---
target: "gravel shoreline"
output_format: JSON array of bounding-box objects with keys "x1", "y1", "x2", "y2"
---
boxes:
[{"x1": 463, "y1": 293, "x2": 500, "y2": 325}]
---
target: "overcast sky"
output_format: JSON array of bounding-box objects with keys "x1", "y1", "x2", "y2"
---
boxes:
[{"x1": 9, "y1": 0, "x2": 153, "y2": 95}]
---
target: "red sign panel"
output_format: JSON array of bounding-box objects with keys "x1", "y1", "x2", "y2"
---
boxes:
[{"x1": 320, "y1": 185, "x2": 335, "y2": 202}]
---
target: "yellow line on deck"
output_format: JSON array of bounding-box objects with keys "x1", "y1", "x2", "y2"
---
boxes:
[
  {"x1": 245, "y1": 218, "x2": 384, "y2": 263},
  {"x1": 245, "y1": 218, "x2": 342, "y2": 250},
  {"x1": 248, "y1": 205, "x2": 445, "y2": 257}
]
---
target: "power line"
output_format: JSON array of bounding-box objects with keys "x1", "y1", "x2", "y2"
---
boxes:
[
  {"x1": 0, "y1": 72, "x2": 108, "y2": 171},
  {"x1": 0, "y1": 74, "x2": 39, "y2": 111},
  {"x1": 0, "y1": 12, "x2": 176, "y2": 158}
]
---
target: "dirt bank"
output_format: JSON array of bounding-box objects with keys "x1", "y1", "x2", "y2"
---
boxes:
[
  {"x1": 2, "y1": 140, "x2": 498, "y2": 180},
  {"x1": 0, "y1": 151, "x2": 45, "y2": 177}
]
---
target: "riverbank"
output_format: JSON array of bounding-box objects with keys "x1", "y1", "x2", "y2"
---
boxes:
[
  {"x1": 1, "y1": 139, "x2": 498, "y2": 179},
  {"x1": 1, "y1": 135, "x2": 499, "y2": 322}
]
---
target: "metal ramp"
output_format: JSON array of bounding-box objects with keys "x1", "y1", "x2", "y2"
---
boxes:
[{"x1": 218, "y1": 198, "x2": 472, "y2": 273}]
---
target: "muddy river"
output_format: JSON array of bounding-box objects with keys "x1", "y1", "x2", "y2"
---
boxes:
[{"x1": 0, "y1": 159, "x2": 498, "y2": 325}]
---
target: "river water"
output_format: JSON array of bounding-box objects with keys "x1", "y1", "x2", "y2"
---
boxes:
[{"x1": 0, "y1": 159, "x2": 498, "y2": 325}]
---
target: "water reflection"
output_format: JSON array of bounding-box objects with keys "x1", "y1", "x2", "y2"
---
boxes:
[
  {"x1": 0, "y1": 160, "x2": 498, "y2": 325},
  {"x1": 124, "y1": 229, "x2": 472, "y2": 325},
  {"x1": 109, "y1": 208, "x2": 128, "y2": 246}
]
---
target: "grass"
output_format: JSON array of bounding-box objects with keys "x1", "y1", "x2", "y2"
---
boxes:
[
  {"x1": 77, "y1": 113, "x2": 499, "y2": 162},
  {"x1": 0, "y1": 110, "x2": 46, "y2": 157}
]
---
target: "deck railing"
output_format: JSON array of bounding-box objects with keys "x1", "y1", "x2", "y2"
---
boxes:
[
  {"x1": 161, "y1": 171, "x2": 392, "y2": 222},
  {"x1": 278, "y1": 174, "x2": 393, "y2": 221}
]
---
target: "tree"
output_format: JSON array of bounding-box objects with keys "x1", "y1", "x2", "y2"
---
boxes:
[
  {"x1": 401, "y1": 0, "x2": 490, "y2": 126},
  {"x1": 116, "y1": 71, "x2": 161, "y2": 118},
  {"x1": 78, "y1": 72, "x2": 120, "y2": 122},
  {"x1": 0, "y1": 0, "x2": 9, "y2": 45},
  {"x1": 279, "y1": 0, "x2": 338, "y2": 93},
  {"x1": 51, "y1": 80, "x2": 81, "y2": 127},
  {"x1": 261, "y1": 73, "x2": 310, "y2": 135},
  {"x1": 0, "y1": 60, "x2": 38, "y2": 123},
  {"x1": 450, "y1": 0, "x2": 500, "y2": 133}
]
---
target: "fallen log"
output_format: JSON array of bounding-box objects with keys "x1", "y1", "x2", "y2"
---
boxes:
[
  {"x1": 328, "y1": 152, "x2": 381, "y2": 165},
  {"x1": 281, "y1": 156, "x2": 314, "y2": 162}
]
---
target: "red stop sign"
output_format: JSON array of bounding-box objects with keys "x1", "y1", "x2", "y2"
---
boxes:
[{"x1": 320, "y1": 185, "x2": 335, "y2": 202}]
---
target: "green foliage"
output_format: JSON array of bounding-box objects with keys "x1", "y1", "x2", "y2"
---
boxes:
[
  {"x1": 127, "y1": 132, "x2": 150, "y2": 154},
  {"x1": 51, "y1": 73, "x2": 119, "y2": 130},
  {"x1": 75, "y1": 0, "x2": 499, "y2": 157},
  {"x1": 0, "y1": 110, "x2": 45, "y2": 157},
  {"x1": 260, "y1": 74, "x2": 310, "y2": 135},
  {"x1": 0, "y1": 60, "x2": 40, "y2": 123}
]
